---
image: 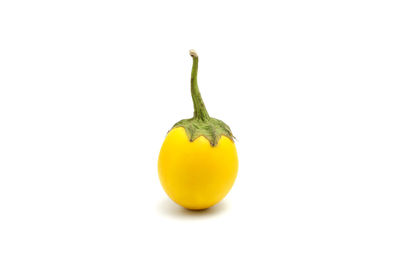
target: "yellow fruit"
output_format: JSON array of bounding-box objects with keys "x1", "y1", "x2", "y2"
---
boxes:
[
  {"x1": 158, "y1": 50, "x2": 238, "y2": 210},
  {"x1": 158, "y1": 127, "x2": 238, "y2": 210}
]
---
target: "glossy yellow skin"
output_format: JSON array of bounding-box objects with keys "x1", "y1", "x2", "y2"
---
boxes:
[{"x1": 158, "y1": 127, "x2": 238, "y2": 210}]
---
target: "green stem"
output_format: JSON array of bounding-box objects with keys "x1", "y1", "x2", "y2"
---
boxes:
[{"x1": 190, "y1": 50, "x2": 210, "y2": 121}]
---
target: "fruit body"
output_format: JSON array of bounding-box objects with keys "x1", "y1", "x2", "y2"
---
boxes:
[
  {"x1": 158, "y1": 50, "x2": 238, "y2": 210},
  {"x1": 158, "y1": 127, "x2": 238, "y2": 210}
]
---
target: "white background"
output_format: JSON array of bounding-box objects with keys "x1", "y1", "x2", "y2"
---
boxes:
[{"x1": 1, "y1": 0, "x2": 399, "y2": 264}]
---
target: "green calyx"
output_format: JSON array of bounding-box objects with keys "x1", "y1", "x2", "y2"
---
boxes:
[{"x1": 171, "y1": 50, "x2": 234, "y2": 147}]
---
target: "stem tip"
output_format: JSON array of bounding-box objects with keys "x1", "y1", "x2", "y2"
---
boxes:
[{"x1": 189, "y1": 49, "x2": 198, "y2": 58}]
